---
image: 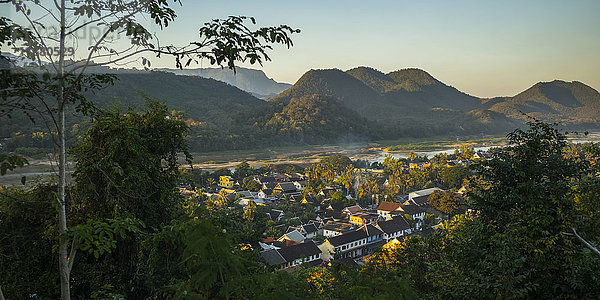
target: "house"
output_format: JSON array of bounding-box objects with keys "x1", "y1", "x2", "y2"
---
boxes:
[
  {"x1": 274, "y1": 182, "x2": 300, "y2": 197},
  {"x1": 238, "y1": 198, "x2": 268, "y2": 207},
  {"x1": 321, "y1": 221, "x2": 354, "y2": 237},
  {"x1": 237, "y1": 190, "x2": 258, "y2": 199},
  {"x1": 219, "y1": 176, "x2": 235, "y2": 189},
  {"x1": 301, "y1": 194, "x2": 320, "y2": 206},
  {"x1": 259, "y1": 237, "x2": 301, "y2": 250},
  {"x1": 266, "y1": 209, "x2": 284, "y2": 222},
  {"x1": 258, "y1": 188, "x2": 274, "y2": 199},
  {"x1": 343, "y1": 205, "x2": 363, "y2": 215},
  {"x1": 408, "y1": 187, "x2": 443, "y2": 206},
  {"x1": 254, "y1": 175, "x2": 275, "y2": 185},
  {"x1": 397, "y1": 203, "x2": 426, "y2": 221},
  {"x1": 376, "y1": 201, "x2": 402, "y2": 219},
  {"x1": 278, "y1": 229, "x2": 305, "y2": 243},
  {"x1": 375, "y1": 216, "x2": 412, "y2": 242},
  {"x1": 277, "y1": 241, "x2": 322, "y2": 269},
  {"x1": 472, "y1": 152, "x2": 492, "y2": 160},
  {"x1": 348, "y1": 212, "x2": 378, "y2": 225},
  {"x1": 289, "y1": 224, "x2": 319, "y2": 239},
  {"x1": 293, "y1": 180, "x2": 306, "y2": 191},
  {"x1": 319, "y1": 224, "x2": 384, "y2": 261},
  {"x1": 260, "y1": 240, "x2": 322, "y2": 269},
  {"x1": 262, "y1": 182, "x2": 277, "y2": 190}
]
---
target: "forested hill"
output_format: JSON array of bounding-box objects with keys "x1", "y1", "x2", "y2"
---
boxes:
[
  {"x1": 1, "y1": 68, "x2": 375, "y2": 153},
  {"x1": 88, "y1": 71, "x2": 265, "y2": 124},
  {"x1": 270, "y1": 68, "x2": 381, "y2": 110},
  {"x1": 156, "y1": 67, "x2": 292, "y2": 99},
  {"x1": 485, "y1": 80, "x2": 600, "y2": 126},
  {"x1": 3, "y1": 62, "x2": 600, "y2": 154},
  {"x1": 272, "y1": 66, "x2": 600, "y2": 130}
]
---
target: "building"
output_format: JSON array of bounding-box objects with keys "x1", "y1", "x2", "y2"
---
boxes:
[
  {"x1": 321, "y1": 221, "x2": 354, "y2": 237},
  {"x1": 376, "y1": 201, "x2": 402, "y2": 219},
  {"x1": 219, "y1": 176, "x2": 235, "y2": 189},
  {"x1": 397, "y1": 203, "x2": 426, "y2": 221},
  {"x1": 319, "y1": 224, "x2": 384, "y2": 261},
  {"x1": 260, "y1": 241, "x2": 322, "y2": 269},
  {"x1": 289, "y1": 224, "x2": 319, "y2": 239},
  {"x1": 274, "y1": 182, "x2": 300, "y2": 197},
  {"x1": 375, "y1": 216, "x2": 412, "y2": 242},
  {"x1": 278, "y1": 229, "x2": 305, "y2": 243},
  {"x1": 293, "y1": 180, "x2": 306, "y2": 191},
  {"x1": 408, "y1": 187, "x2": 443, "y2": 206}
]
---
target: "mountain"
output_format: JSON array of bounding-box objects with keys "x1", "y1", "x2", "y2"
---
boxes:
[
  {"x1": 346, "y1": 67, "x2": 481, "y2": 111},
  {"x1": 88, "y1": 71, "x2": 265, "y2": 124},
  {"x1": 262, "y1": 95, "x2": 373, "y2": 143},
  {"x1": 0, "y1": 70, "x2": 266, "y2": 145},
  {"x1": 272, "y1": 67, "x2": 600, "y2": 134},
  {"x1": 270, "y1": 68, "x2": 381, "y2": 111},
  {"x1": 272, "y1": 67, "x2": 490, "y2": 124},
  {"x1": 156, "y1": 67, "x2": 292, "y2": 99},
  {"x1": 487, "y1": 80, "x2": 600, "y2": 126}
]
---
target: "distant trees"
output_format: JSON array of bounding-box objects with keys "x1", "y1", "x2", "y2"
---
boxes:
[
  {"x1": 234, "y1": 161, "x2": 254, "y2": 179},
  {"x1": 305, "y1": 155, "x2": 353, "y2": 193},
  {"x1": 428, "y1": 190, "x2": 464, "y2": 216},
  {"x1": 242, "y1": 177, "x2": 260, "y2": 192}
]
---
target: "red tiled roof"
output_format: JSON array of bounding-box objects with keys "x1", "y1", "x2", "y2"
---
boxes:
[{"x1": 377, "y1": 201, "x2": 401, "y2": 212}]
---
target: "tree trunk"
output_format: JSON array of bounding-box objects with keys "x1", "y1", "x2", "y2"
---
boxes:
[
  {"x1": 0, "y1": 283, "x2": 5, "y2": 300},
  {"x1": 57, "y1": 0, "x2": 71, "y2": 299}
]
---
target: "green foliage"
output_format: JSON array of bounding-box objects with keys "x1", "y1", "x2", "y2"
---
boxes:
[
  {"x1": 0, "y1": 153, "x2": 28, "y2": 184},
  {"x1": 242, "y1": 177, "x2": 260, "y2": 192},
  {"x1": 433, "y1": 122, "x2": 599, "y2": 298},
  {"x1": 305, "y1": 155, "x2": 353, "y2": 193},
  {"x1": 234, "y1": 160, "x2": 254, "y2": 179},
  {"x1": 0, "y1": 185, "x2": 60, "y2": 299},
  {"x1": 69, "y1": 218, "x2": 144, "y2": 259},
  {"x1": 439, "y1": 164, "x2": 470, "y2": 189},
  {"x1": 301, "y1": 261, "x2": 418, "y2": 299},
  {"x1": 428, "y1": 190, "x2": 465, "y2": 216},
  {"x1": 71, "y1": 99, "x2": 191, "y2": 229}
]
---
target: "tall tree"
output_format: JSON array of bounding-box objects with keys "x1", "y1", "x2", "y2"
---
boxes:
[{"x1": 1, "y1": 1, "x2": 298, "y2": 298}]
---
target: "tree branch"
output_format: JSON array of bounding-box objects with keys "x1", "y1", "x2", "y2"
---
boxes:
[
  {"x1": 67, "y1": 238, "x2": 78, "y2": 274},
  {"x1": 569, "y1": 227, "x2": 600, "y2": 258}
]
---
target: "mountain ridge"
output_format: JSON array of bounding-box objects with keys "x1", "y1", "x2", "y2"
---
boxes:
[
  {"x1": 273, "y1": 66, "x2": 600, "y2": 128},
  {"x1": 156, "y1": 67, "x2": 292, "y2": 99}
]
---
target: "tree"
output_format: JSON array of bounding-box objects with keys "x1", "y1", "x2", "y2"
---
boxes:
[
  {"x1": 428, "y1": 190, "x2": 464, "y2": 216},
  {"x1": 242, "y1": 177, "x2": 260, "y2": 192},
  {"x1": 439, "y1": 164, "x2": 470, "y2": 189},
  {"x1": 234, "y1": 160, "x2": 254, "y2": 179},
  {"x1": 432, "y1": 121, "x2": 600, "y2": 297},
  {"x1": 1, "y1": 2, "x2": 298, "y2": 298}
]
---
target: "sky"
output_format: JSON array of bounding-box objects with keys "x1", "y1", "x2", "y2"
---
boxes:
[{"x1": 3, "y1": 0, "x2": 600, "y2": 98}]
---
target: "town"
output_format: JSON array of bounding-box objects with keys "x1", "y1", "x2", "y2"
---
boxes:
[{"x1": 178, "y1": 148, "x2": 489, "y2": 270}]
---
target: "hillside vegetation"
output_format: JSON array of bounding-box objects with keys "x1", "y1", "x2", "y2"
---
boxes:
[{"x1": 2, "y1": 65, "x2": 599, "y2": 154}]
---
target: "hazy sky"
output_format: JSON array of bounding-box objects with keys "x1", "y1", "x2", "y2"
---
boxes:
[{"x1": 3, "y1": 0, "x2": 600, "y2": 98}]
